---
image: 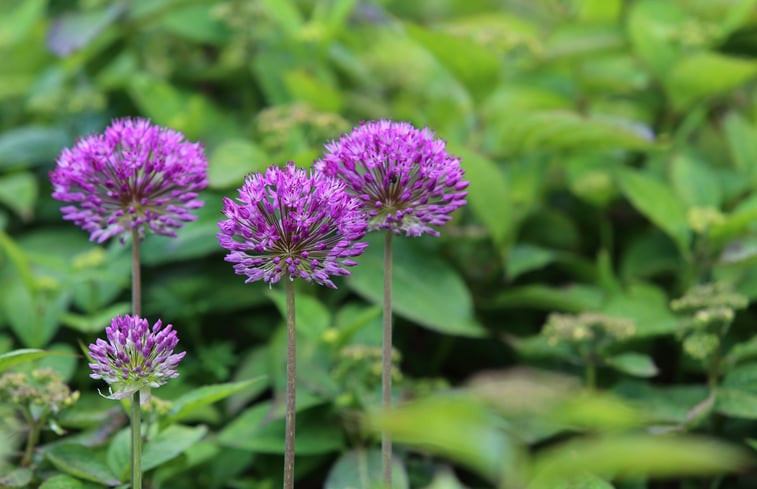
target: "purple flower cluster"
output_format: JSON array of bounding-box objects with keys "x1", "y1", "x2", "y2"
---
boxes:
[
  {"x1": 316, "y1": 120, "x2": 468, "y2": 237},
  {"x1": 218, "y1": 162, "x2": 368, "y2": 288},
  {"x1": 50, "y1": 118, "x2": 208, "y2": 243},
  {"x1": 88, "y1": 315, "x2": 185, "y2": 400}
]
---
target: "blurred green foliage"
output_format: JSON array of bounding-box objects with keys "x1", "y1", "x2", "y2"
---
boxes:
[{"x1": 3, "y1": 0, "x2": 757, "y2": 487}]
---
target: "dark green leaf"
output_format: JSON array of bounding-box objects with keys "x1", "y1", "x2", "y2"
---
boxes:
[
  {"x1": 325, "y1": 449, "x2": 409, "y2": 489},
  {"x1": 0, "y1": 172, "x2": 37, "y2": 220},
  {"x1": 165, "y1": 378, "x2": 266, "y2": 425},
  {"x1": 208, "y1": 139, "x2": 268, "y2": 189},
  {"x1": 0, "y1": 126, "x2": 68, "y2": 169},
  {"x1": 45, "y1": 444, "x2": 120, "y2": 486},
  {"x1": 142, "y1": 425, "x2": 208, "y2": 472}
]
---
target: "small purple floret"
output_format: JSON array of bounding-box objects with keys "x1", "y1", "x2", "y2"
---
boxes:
[
  {"x1": 88, "y1": 315, "x2": 185, "y2": 400},
  {"x1": 217, "y1": 162, "x2": 368, "y2": 288},
  {"x1": 50, "y1": 118, "x2": 208, "y2": 243},
  {"x1": 315, "y1": 120, "x2": 469, "y2": 237}
]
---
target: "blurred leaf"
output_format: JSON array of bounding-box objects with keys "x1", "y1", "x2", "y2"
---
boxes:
[
  {"x1": 0, "y1": 348, "x2": 50, "y2": 373},
  {"x1": 105, "y1": 428, "x2": 129, "y2": 482},
  {"x1": 325, "y1": 449, "x2": 409, "y2": 489},
  {"x1": 627, "y1": 0, "x2": 687, "y2": 75},
  {"x1": 529, "y1": 434, "x2": 748, "y2": 486},
  {"x1": 0, "y1": 172, "x2": 37, "y2": 220},
  {"x1": 284, "y1": 69, "x2": 343, "y2": 112},
  {"x1": 0, "y1": 126, "x2": 68, "y2": 169},
  {"x1": 45, "y1": 444, "x2": 120, "y2": 486},
  {"x1": 0, "y1": 0, "x2": 47, "y2": 48},
  {"x1": 491, "y1": 284, "x2": 604, "y2": 313},
  {"x1": 453, "y1": 147, "x2": 512, "y2": 246},
  {"x1": 164, "y1": 379, "x2": 266, "y2": 425},
  {"x1": 606, "y1": 353, "x2": 658, "y2": 378},
  {"x1": 620, "y1": 232, "x2": 681, "y2": 281},
  {"x1": 227, "y1": 347, "x2": 270, "y2": 414},
  {"x1": 724, "y1": 337, "x2": 757, "y2": 367},
  {"x1": 268, "y1": 289, "x2": 331, "y2": 340},
  {"x1": 602, "y1": 283, "x2": 678, "y2": 337},
  {"x1": 723, "y1": 112, "x2": 757, "y2": 179},
  {"x1": 715, "y1": 388, "x2": 757, "y2": 419},
  {"x1": 548, "y1": 393, "x2": 646, "y2": 432},
  {"x1": 348, "y1": 234, "x2": 485, "y2": 337},
  {"x1": 46, "y1": 3, "x2": 126, "y2": 56},
  {"x1": 35, "y1": 342, "x2": 78, "y2": 382},
  {"x1": 547, "y1": 473, "x2": 615, "y2": 489},
  {"x1": 61, "y1": 302, "x2": 130, "y2": 333},
  {"x1": 0, "y1": 468, "x2": 32, "y2": 487},
  {"x1": 617, "y1": 168, "x2": 690, "y2": 254},
  {"x1": 3, "y1": 278, "x2": 69, "y2": 348},
  {"x1": 142, "y1": 425, "x2": 208, "y2": 471},
  {"x1": 669, "y1": 154, "x2": 721, "y2": 208},
  {"x1": 367, "y1": 395, "x2": 515, "y2": 482},
  {"x1": 506, "y1": 244, "x2": 557, "y2": 280},
  {"x1": 259, "y1": 0, "x2": 303, "y2": 36},
  {"x1": 39, "y1": 474, "x2": 84, "y2": 489},
  {"x1": 722, "y1": 362, "x2": 757, "y2": 389},
  {"x1": 578, "y1": 0, "x2": 621, "y2": 23},
  {"x1": 667, "y1": 52, "x2": 757, "y2": 109},
  {"x1": 159, "y1": 4, "x2": 231, "y2": 44},
  {"x1": 614, "y1": 381, "x2": 710, "y2": 425},
  {"x1": 544, "y1": 24, "x2": 624, "y2": 61},
  {"x1": 208, "y1": 139, "x2": 268, "y2": 189},
  {"x1": 406, "y1": 23, "x2": 499, "y2": 100}
]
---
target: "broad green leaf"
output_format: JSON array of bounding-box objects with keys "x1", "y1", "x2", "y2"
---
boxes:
[
  {"x1": 606, "y1": 353, "x2": 658, "y2": 378},
  {"x1": 0, "y1": 0, "x2": 46, "y2": 47},
  {"x1": 548, "y1": 393, "x2": 646, "y2": 432},
  {"x1": 258, "y1": 0, "x2": 303, "y2": 35},
  {"x1": 491, "y1": 284, "x2": 604, "y2": 313},
  {"x1": 0, "y1": 468, "x2": 32, "y2": 487},
  {"x1": 284, "y1": 69, "x2": 343, "y2": 112},
  {"x1": 268, "y1": 289, "x2": 331, "y2": 340},
  {"x1": 325, "y1": 449, "x2": 409, "y2": 489},
  {"x1": 529, "y1": 434, "x2": 748, "y2": 486},
  {"x1": 619, "y1": 232, "x2": 681, "y2": 281},
  {"x1": 3, "y1": 277, "x2": 69, "y2": 347},
  {"x1": 544, "y1": 24, "x2": 624, "y2": 61},
  {"x1": 724, "y1": 337, "x2": 757, "y2": 367},
  {"x1": 722, "y1": 362, "x2": 757, "y2": 390},
  {"x1": 60, "y1": 302, "x2": 130, "y2": 333},
  {"x1": 0, "y1": 348, "x2": 50, "y2": 373},
  {"x1": 0, "y1": 126, "x2": 68, "y2": 169},
  {"x1": 666, "y1": 52, "x2": 757, "y2": 109},
  {"x1": 627, "y1": 0, "x2": 687, "y2": 75},
  {"x1": 0, "y1": 172, "x2": 37, "y2": 220},
  {"x1": 602, "y1": 283, "x2": 678, "y2": 337},
  {"x1": 406, "y1": 23, "x2": 499, "y2": 100},
  {"x1": 227, "y1": 347, "x2": 271, "y2": 414},
  {"x1": 142, "y1": 425, "x2": 208, "y2": 472},
  {"x1": 348, "y1": 234, "x2": 485, "y2": 337},
  {"x1": 105, "y1": 428, "x2": 130, "y2": 482},
  {"x1": 218, "y1": 403, "x2": 343, "y2": 454},
  {"x1": 367, "y1": 395, "x2": 515, "y2": 482},
  {"x1": 159, "y1": 4, "x2": 231, "y2": 44},
  {"x1": 164, "y1": 379, "x2": 265, "y2": 425},
  {"x1": 45, "y1": 444, "x2": 120, "y2": 486},
  {"x1": 453, "y1": 146, "x2": 511, "y2": 246},
  {"x1": 613, "y1": 381, "x2": 710, "y2": 425},
  {"x1": 715, "y1": 388, "x2": 757, "y2": 419},
  {"x1": 39, "y1": 474, "x2": 84, "y2": 489},
  {"x1": 506, "y1": 244, "x2": 557, "y2": 280},
  {"x1": 669, "y1": 154, "x2": 721, "y2": 208},
  {"x1": 578, "y1": 0, "x2": 621, "y2": 22},
  {"x1": 35, "y1": 342, "x2": 78, "y2": 382},
  {"x1": 617, "y1": 168, "x2": 690, "y2": 254},
  {"x1": 549, "y1": 473, "x2": 615, "y2": 489},
  {"x1": 208, "y1": 139, "x2": 268, "y2": 189},
  {"x1": 723, "y1": 112, "x2": 757, "y2": 178}
]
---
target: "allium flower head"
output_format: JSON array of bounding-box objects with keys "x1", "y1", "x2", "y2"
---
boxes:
[
  {"x1": 88, "y1": 315, "x2": 185, "y2": 400},
  {"x1": 217, "y1": 162, "x2": 368, "y2": 288},
  {"x1": 315, "y1": 120, "x2": 469, "y2": 237},
  {"x1": 50, "y1": 118, "x2": 208, "y2": 243}
]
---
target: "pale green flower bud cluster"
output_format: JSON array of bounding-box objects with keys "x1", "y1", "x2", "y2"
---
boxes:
[
  {"x1": 0, "y1": 368, "x2": 79, "y2": 422},
  {"x1": 332, "y1": 345, "x2": 402, "y2": 408},
  {"x1": 542, "y1": 312, "x2": 635, "y2": 348}
]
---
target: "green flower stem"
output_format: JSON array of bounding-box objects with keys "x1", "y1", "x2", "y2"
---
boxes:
[
  {"x1": 382, "y1": 230, "x2": 393, "y2": 488},
  {"x1": 131, "y1": 390, "x2": 142, "y2": 489},
  {"x1": 20, "y1": 412, "x2": 40, "y2": 467},
  {"x1": 284, "y1": 279, "x2": 296, "y2": 489},
  {"x1": 131, "y1": 227, "x2": 141, "y2": 317},
  {"x1": 585, "y1": 361, "x2": 596, "y2": 390}
]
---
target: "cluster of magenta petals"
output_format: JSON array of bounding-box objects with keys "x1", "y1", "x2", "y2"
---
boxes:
[
  {"x1": 218, "y1": 162, "x2": 368, "y2": 288},
  {"x1": 88, "y1": 315, "x2": 185, "y2": 400},
  {"x1": 50, "y1": 117, "x2": 208, "y2": 243},
  {"x1": 315, "y1": 120, "x2": 468, "y2": 237}
]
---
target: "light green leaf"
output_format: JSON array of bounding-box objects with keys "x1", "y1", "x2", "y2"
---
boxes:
[
  {"x1": 0, "y1": 172, "x2": 37, "y2": 220},
  {"x1": 267, "y1": 290, "x2": 331, "y2": 340},
  {"x1": 602, "y1": 283, "x2": 678, "y2": 338},
  {"x1": 105, "y1": 428, "x2": 130, "y2": 482},
  {"x1": 284, "y1": 69, "x2": 343, "y2": 112},
  {"x1": 39, "y1": 474, "x2": 84, "y2": 489},
  {"x1": 617, "y1": 168, "x2": 690, "y2": 254},
  {"x1": 258, "y1": 0, "x2": 303, "y2": 35},
  {"x1": 669, "y1": 154, "x2": 721, "y2": 208},
  {"x1": 60, "y1": 302, "x2": 130, "y2": 333},
  {"x1": 45, "y1": 444, "x2": 120, "y2": 486},
  {"x1": 0, "y1": 348, "x2": 50, "y2": 373},
  {"x1": 348, "y1": 234, "x2": 485, "y2": 337},
  {"x1": 723, "y1": 112, "x2": 757, "y2": 178},
  {"x1": 506, "y1": 244, "x2": 557, "y2": 280},
  {"x1": 0, "y1": 126, "x2": 68, "y2": 169},
  {"x1": 715, "y1": 388, "x2": 757, "y2": 419},
  {"x1": 606, "y1": 353, "x2": 658, "y2": 378},
  {"x1": 325, "y1": 449, "x2": 409, "y2": 489},
  {"x1": 666, "y1": 52, "x2": 757, "y2": 109},
  {"x1": 0, "y1": 468, "x2": 32, "y2": 487},
  {"x1": 208, "y1": 139, "x2": 268, "y2": 189},
  {"x1": 159, "y1": 4, "x2": 231, "y2": 44},
  {"x1": 165, "y1": 378, "x2": 265, "y2": 425},
  {"x1": 547, "y1": 473, "x2": 615, "y2": 489},
  {"x1": 491, "y1": 284, "x2": 604, "y2": 313},
  {"x1": 627, "y1": 0, "x2": 687, "y2": 75},
  {"x1": 142, "y1": 425, "x2": 208, "y2": 472}
]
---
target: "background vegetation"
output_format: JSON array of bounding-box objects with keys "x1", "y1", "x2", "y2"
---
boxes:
[{"x1": 3, "y1": 0, "x2": 757, "y2": 488}]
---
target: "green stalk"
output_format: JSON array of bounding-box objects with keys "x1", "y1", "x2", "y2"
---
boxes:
[
  {"x1": 284, "y1": 279, "x2": 297, "y2": 489},
  {"x1": 131, "y1": 391, "x2": 142, "y2": 489},
  {"x1": 20, "y1": 410, "x2": 40, "y2": 467},
  {"x1": 382, "y1": 231, "x2": 393, "y2": 488},
  {"x1": 131, "y1": 227, "x2": 141, "y2": 317}
]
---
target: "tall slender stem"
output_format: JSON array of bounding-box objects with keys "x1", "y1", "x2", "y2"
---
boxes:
[
  {"x1": 382, "y1": 231, "x2": 393, "y2": 488},
  {"x1": 131, "y1": 390, "x2": 142, "y2": 489},
  {"x1": 20, "y1": 418, "x2": 40, "y2": 467},
  {"x1": 131, "y1": 228, "x2": 141, "y2": 317},
  {"x1": 284, "y1": 280, "x2": 297, "y2": 489}
]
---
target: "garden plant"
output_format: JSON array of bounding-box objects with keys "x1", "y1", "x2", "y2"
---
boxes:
[{"x1": 2, "y1": 1, "x2": 757, "y2": 489}]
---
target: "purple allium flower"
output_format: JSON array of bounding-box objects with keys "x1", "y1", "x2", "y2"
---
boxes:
[
  {"x1": 88, "y1": 315, "x2": 185, "y2": 400},
  {"x1": 50, "y1": 118, "x2": 208, "y2": 243},
  {"x1": 217, "y1": 162, "x2": 368, "y2": 288},
  {"x1": 315, "y1": 120, "x2": 469, "y2": 237}
]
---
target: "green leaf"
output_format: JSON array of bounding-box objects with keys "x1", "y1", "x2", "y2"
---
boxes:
[
  {"x1": 606, "y1": 353, "x2": 658, "y2": 378},
  {"x1": 723, "y1": 112, "x2": 757, "y2": 179},
  {"x1": 258, "y1": 0, "x2": 303, "y2": 35},
  {"x1": 0, "y1": 348, "x2": 50, "y2": 373},
  {"x1": 208, "y1": 139, "x2": 268, "y2": 189},
  {"x1": 367, "y1": 395, "x2": 514, "y2": 482},
  {"x1": 722, "y1": 362, "x2": 757, "y2": 390},
  {"x1": 159, "y1": 4, "x2": 231, "y2": 44},
  {"x1": 715, "y1": 388, "x2": 757, "y2": 419},
  {"x1": 529, "y1": 434, "x2": 749, "y2": 486},
  {"x1": 284, "y1": 69, "x2": 343, "y2": 112},
  {"x1": 548, "y1": 473, "x2": 615, "y2": 489},
  {"x1": 142, "y1": 425, "x2": 208, "y2": 472},
  {"x1": 666, "y1": 52, "x2": 757, "y2": 109},
  {"x1": 325, "y1": 449, "x2": 409, "y2": 489},
  {"x1": 627, "y1": 0, "x2": 687, "y2": 75},
  {"x1": 453, "y1": 147, "x2": 511, "y2": 246},
  {"x1": 0, "y1": 126, "x2": 68, "y2": 169},
  {"x1": 617, "y1": 168, "x2": 690, "y2": 254},
  {"x1": 544, "y1": 24, "x2": 624, "y2": 61},
  {"x1": 105, "y1": 428, "x2": 130, "y2": 482},
  {"x1": 724, "y1": 337, "x2": 757, "y2": 367},
  {"x1": 602, "y1": 283, "x2": 678, "y2": 338},
  {"x1": 39, "y1": 474, "x2": 84, "y2": 489},
  {"x1": 506, "y1": 244, "x2": 557, "y2": 280},
  {"x1": 0, "y1": 172, "x2": 37, "y2": 220},
  {"x1": 491, "y1": 284, "x2": 604, "y2": 313},
  {"x1": 406, "y1": 23, "x2": 499, "y2": 100},
  {"x1": 267, "y1": 290, "x2": 331, "y2": 340},
  {"x1": 669, "y1": 154, "x2": 721, "y2": 208},
  {"x1": 164, "y1": 379, "x2": 266, "y2": 425},
  {"x1": 0, "y1": 468, "x2": 32, "y2": 487},
  {"x1": 45, "y1": 444, "x2": 120, "y2": 486},
  {"x1": 348, "y1": 234, "x2": 485, "y2": 337},
  {"x1": 60, "y1": 302, "x2": 130, "y2": 333}
]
